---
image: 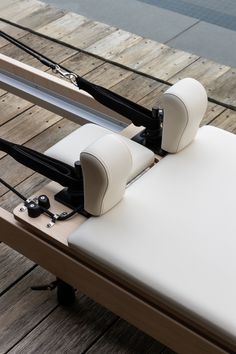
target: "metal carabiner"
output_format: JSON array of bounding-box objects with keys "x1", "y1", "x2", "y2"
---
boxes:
[{"x1": 53, "y1": 65, "x2": 78, "y2": 86}]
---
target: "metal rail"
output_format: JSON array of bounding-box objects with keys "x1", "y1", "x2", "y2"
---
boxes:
[{"x1": 0, "y1": 54, "x2": 127, "y2": 132}]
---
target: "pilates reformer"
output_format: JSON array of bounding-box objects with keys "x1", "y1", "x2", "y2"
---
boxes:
[{"x1": 0, "y1": 33, "x2": 236, "y2": 354}]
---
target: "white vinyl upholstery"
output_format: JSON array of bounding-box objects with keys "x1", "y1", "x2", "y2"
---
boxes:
[
  {"x1": 162, "y1": 78, "x2": 208, "y2": 153},
  {"x1": 68, "y1": 126, "x2": 236, "y2": 345},
  {"x1": 81, "y1": 134, "x2": 132, "y2": 216},
  {"x1": 45, "y1": 123, "x2": 154, "y2": 182}
]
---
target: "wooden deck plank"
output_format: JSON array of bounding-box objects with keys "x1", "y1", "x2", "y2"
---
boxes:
[
  {"x1": 114, "y1": 38, "x2": 164, "y2": 70},
  {"x1": 1, "y1": 0, "x2": 46, "y2": 23},
  {"x1": 0, "y1": 119, "x2": 79, "y2": 196},
  {"x1": 86, "y1": 29, "x2": 142, "y2": 60},
  {"x1": 138, "y1": 83, "x2": 169, "y2": 108},
  {"x1": 139, "y1": 47, "x2": 199, "y2": 81},
  {"x1": 0, "y1": 0, "x2": 19, "y2": 11},
  {"x1": 0, "y1": 93, "x2": 33, "y2": 126},
  {"x1": 169, "y1": 58, "x2": 230, "y2": 92},
  {"x1": 8, "y1": 295, "x2": 117, "y2": 354},
  {"x1": 59, "y1": 52, "x2": 104, "y2": 77},
  {"x1": 83, "y1": 62, "x2": 132, "y2": 88},
  {"x1": 201, "y1": 103, "x2": 226, "y2": 126},
  {"x1": 208, "y1": 68, "x2": 236, "y2": 106},
  {"x1": 0, "y1": 89, "x2": 6, "y2": 97},
  {"x1": 15, "y1": 4, "x2": 66, "y2": 30},
  {"x1": 62, "y1": 20, "x2": 117, "y2": 50},
  {"x1": 0, "y1": 106, "x2": 62, "y2": 159},
  {"x1": 37, "y1": 11, "x2": 89, "y2": 39},
  {"x1": 0, "y1": 243, "x2": 34, "y2": 295},
  {"x1": 85, "y1": 318, "x2": 165, "y2": 354},
  {"x1": 210, "y1": 109, "x2": 236, "y2": 133},
  {"x1": 0, "y1": 266, "x2": 56, "y2": 353},
  {"x1": 111, "y1": 73, "x2": 161, "y2": 102}
]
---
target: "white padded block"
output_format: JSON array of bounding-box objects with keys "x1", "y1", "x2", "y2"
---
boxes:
[
  {"x1": 162, "y1": 78, "x2": 208, "y2": 153},
  {"x1": 81, "y1": 134, "x2": 132, "y2": 216},
  {"x1": 68, "y1": 126, "x2": 236, "y2": 344},
  {"x1": 45, "y1": 123, "x2": 154, "y2": 182}
]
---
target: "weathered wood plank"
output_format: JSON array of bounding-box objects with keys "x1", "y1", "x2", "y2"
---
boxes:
[
  {"x1": 112, "y1": 39, "x2": 164, "y2": 70},
  {"x1": 86, "y1": 318, "x2": 164, "y2": 354},
  {"x1": 138, "y1": 83, "x2": 169, "y2": 108},
  {"x1": 63, "y1": 20, "x2": 117, "y2": 49},
  {"x1": 0, "y1": 89, "x2": 6, "y2": 97},
  {"x1": 1, "y1": 0, "x2": 46, "y2": 23},
  {"x1": 0, "y1": 119, "x2": 79, "y2": 196},
  {"x1": 0, "y1": 106, "x2": 62, "y2": 159},
  {"x1": 139, "y1": 47, "x2": 198, "y2": 81},
  {"x1": 0, "y1": 0, "x2": 19, "y2": 11},
  {"x1": 201, "y1": 103, "x2": 226, "y2": 126},
  {"x1": 210, "y1": 109, "x2": 236, "y2": 133},
  {"x1": 59, "y1": 52, "x2": 104, "y2": 77},
  {"x1": 207, "y1": 68, "x2": 236, "y2": 106},
  {"x1": 37, "y1": 11, "x2": 88, "y2": 39},
  {"x1": 169, "y1": 58, "x2": 230, "y2": 92},
  {"x1": 0, "y1": 93, "x2": 33, "y2": 126},
  {"x1": 86, "y1": 29, "x2": 142, "y2": 60},
  {"x1": 8, "y1": 295, "x2": 117, "y2": 354},
  {"x1": 0, "y1": 266, "x2": 56, "y2": 353},
  {"x1": 84, "y1": 62, "x2": 132, "y2": 88},
  {"x1": 111, "y1": 73, "x2": 161, "y2": 102},
  {"x1": 16, "y1": 4, "x2": 66, "y2": 30},
  {"x1": 0, "y1": 243, "x2": 34, "y2": 294}
]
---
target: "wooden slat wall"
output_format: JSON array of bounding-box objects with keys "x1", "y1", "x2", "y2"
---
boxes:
[{"x1": 1, "y1": 1, "x2": 236, "y2": 353}]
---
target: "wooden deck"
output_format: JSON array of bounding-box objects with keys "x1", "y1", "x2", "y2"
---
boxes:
[{"x1": 0, "y1": 0, "x2": 236, "y2": 353}]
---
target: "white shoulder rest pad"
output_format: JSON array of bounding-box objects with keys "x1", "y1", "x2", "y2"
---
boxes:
[
  {"x1": 162, "y1": 78, "x2": 208, "y2": 153},
  {"x1": 45, "y1": 123, "x2": 154, "y2": 183},
  {"x1": 81, "y1": 134, "x2": 132, "y2": 216}
]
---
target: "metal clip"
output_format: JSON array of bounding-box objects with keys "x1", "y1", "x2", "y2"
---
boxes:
[
  {"x1": 46, "y1": 220, "x2": 55, "y2": 228},
  {"x1": 46, "y1": 213, "x2": 60, "y2": 228},
  {"x1": 53, "y1": 65, "x2": 78, "y2": 86}
]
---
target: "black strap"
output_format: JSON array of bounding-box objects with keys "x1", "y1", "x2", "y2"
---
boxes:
[
  {"x1": 77, "y1": 77, "x2": 157, "y2": 129},
  {"x1": 0, "y1": 138, "x2": 82, "y2": 190},
  {"x1": 0, "y1": 30, "x2": 159, "y2": 130}
]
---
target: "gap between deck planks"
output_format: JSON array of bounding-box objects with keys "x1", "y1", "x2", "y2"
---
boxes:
[{"x1": 0, "y1": 1, "x2": 235, "y2": 353}]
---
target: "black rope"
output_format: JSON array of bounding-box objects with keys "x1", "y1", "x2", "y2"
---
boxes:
[
  {"x1": 0, "y1": 177, "x2": 27, "y2": 201},
  {"x1": 0, "y1": 30, "x2": 58, "y2": 70}
]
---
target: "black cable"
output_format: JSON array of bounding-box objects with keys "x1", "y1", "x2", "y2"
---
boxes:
[
  {"x1": 0, "y1": 30, "x2": 59, "y2": 70},
  {"x1": 0, "y1": 177, "x2": 27, "y2": 201}
]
